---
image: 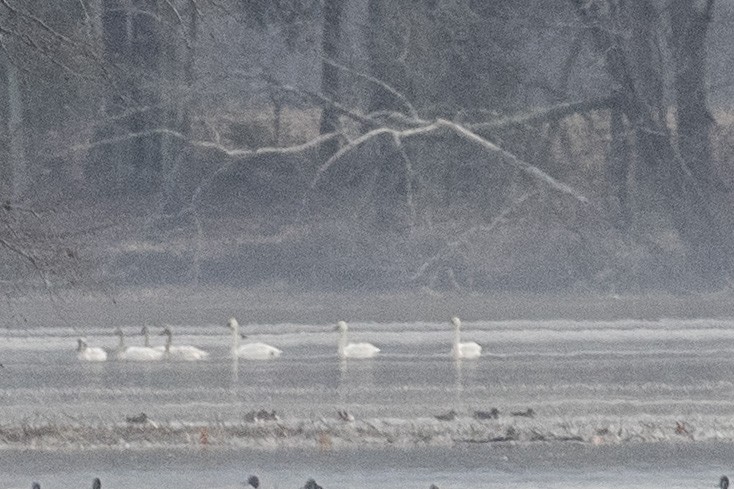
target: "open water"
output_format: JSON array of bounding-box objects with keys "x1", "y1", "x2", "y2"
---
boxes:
[{"x1": 2, "y1": 317, "x2": 734, "y2": 487}]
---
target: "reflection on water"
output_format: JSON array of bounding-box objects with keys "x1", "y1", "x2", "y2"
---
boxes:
[
  {"x1": 230, "y1": 356, "x2": 238, "y2": 384},
  {"x1": 3, "y1": 318, "x2": 734, "y2": 427},
  {"x1": 4, "y1": 334, "x2": 734, "y2": 421}
]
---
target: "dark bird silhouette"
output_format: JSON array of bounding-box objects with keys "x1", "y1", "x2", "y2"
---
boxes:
[
  {"x1": 510, "y1": 408, "x2": 535, "y2": 418},
  {"x1": 246, "y1": 475, "x2": 260, "y2": 488},
  {"x1": 126, "y1": 412, "x2": 149, "y2": 424},
  {"x1": 303, "y1": 479, "x2": 323, "y2": 489},
  {"x1": 434, "y1": 410, "x2": 457, "y2": 421},
  {"x1": 720, "y1": 476, "x2": 730, "y2": 489},
  {"x1": 429, "y1": 485, "x2": 440, "y2": 489},
  {"x1": 337, "y1": 409, "x2": 354, "y2": 422},
  {"x1": 92, "y1": 478, "x2": 102, "y2": 489},
  {"x1": 473, "y1": 408, "x2": 500, "y2": 420},
  {"x1": 32, "y1": 483, "x2": 40, "y2": 489}
]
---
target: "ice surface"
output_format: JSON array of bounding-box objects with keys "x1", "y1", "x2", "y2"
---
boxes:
[{"x1": 2, "y1": 318, "x2": 734, "y2": 450}]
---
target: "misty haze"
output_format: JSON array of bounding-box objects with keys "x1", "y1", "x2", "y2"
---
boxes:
[{"x1": 2, "y1": 0, "x2": 734, "y2": 488}]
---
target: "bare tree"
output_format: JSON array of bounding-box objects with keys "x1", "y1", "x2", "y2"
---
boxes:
[{"x1": 570, "y1": 0, "x2": 728, "y2": 286}]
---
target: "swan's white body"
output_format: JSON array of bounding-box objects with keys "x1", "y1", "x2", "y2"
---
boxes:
[
  {"x1": 115, "y1": 328, "x2": 164, "y2": 361},
  {"x1": 450, "y1": 317, "x2": 481, "y2": 359},
  {"x1": 77, "y1": 338, "x2": 107, "y2": 362},
  {"x1": 228, "y1": 318, "x2": 282, "y2": 360},
  {"x1": 336, "y1": 321, "x2": 379, "y2": 359},
  {"x1": 156, "y1": 327, "x2": 209, "y2": 361}
]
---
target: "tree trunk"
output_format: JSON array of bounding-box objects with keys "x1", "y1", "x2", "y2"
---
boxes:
[
  {"x1": 571, "y1": 0, "x2": 727, "y2": 287},
  {"x1": 671, "y1": 0, "x2": 716, "y2": 187},
  {"x1": 607, "y1": 104, "x2": 631, "y2": 230},
  {"x1": 159, "y1": 0, "x2": 197, "y2": 212},
  {"x1": 366, "y1": 0, "x2": 414, "y2": 113},
  {"x1": 87, "y1": 0, "x2": 163, "y2": 195},
  {"x1": 669, "y1": 0, "x2": 729, "y2": 282},
  {"x1": 319, "y1": 0, "x2": 345, "y2": 157},
  {"x1": 5, "y1": 53, "x2": 27, "y2": 200}
]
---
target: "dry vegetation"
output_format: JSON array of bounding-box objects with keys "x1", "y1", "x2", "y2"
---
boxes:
[{"x1": 3, "y1": 410, "x2": 733, "y2": 450}]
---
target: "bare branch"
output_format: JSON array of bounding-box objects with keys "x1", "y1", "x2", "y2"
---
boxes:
[
  {"x1": 162, "y1": 0, "x2": 195, "y2": 50},
  {"x1": 0, "y1": 237, "x2": 51, "y2": 289},
  {"x1": 320, "y1": 56, "x2": 419, "y2": 119},
  {"x1": 189, "y1": 0, "x2": 203, "y2": 18},
  {"x1": 436, "y1": 119, "x2": 588, "y2": 203},
  {"x1": 262, "y1": 74, "x2": 380, "y2": 129},
  {"x1": 469, "y1": 95, "x2": 620, "y2": 132},
  {"x1": 410, "y1": 191, "x2": 539, "y2": 283},
  {"x1": 0, "y1": 0, "x2": 76, "y2": 48},
  {"x1": 162, "y1": 0, "x2": 185, "y2": 26},
  {"x1": 391, "y1": 132, "x2": 416, "y2": 227},
  {"x1": 76, "y1": 0, "x2": 91, "y2": 27},
  {"x1": 0, "y1": 22, "x2": 98, "y2": 81},
  {"x1": 311, "y1": 120, "x2": 587, "y2": 204},
  {"x1": 70, "y1": 127, "x2": 344, "y2": 159}
]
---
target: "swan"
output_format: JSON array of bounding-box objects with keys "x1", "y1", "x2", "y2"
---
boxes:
[
  {"x1": 93, "y1": 478, "x2": 101, "y2": 489},
  {"x1": 156, "y1": 326, "x2": 209, "y2": 360},
  {"x1": 114, "y1": 327, "x2": 164, "y2": 361},
  {"x1": 721, "y1": 476, "x2": 730, "y2": 489},
  {"x1": 335, "y1": 320, "x2": 379, "y2": 359},
  {"x1": 77, "y1": 338, "x2": 107, "y2": 362},
  {"x1": 450, "y1": 317, "x2": 481, "y2": 359},
  {"x1": 227, "y1": 318, "x2": 282, "y2": 360}
]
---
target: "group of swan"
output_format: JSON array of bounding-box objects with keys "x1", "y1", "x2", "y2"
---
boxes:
[
  {"x1": 78, "y1": 326, "x2": 210, "y2": 362},
  {"x1": 334, "y1": 316, "x2": 481, "y2": 360},
  {"x1": 76, "y1": 316, "x2": 482, "y2": 362},
  {"x1": 114, "y1": 326, "x2": 164, "y2": 361}
]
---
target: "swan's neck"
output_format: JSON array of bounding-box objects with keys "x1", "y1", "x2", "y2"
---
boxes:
[
  {"x1": 144, "y1": 331, "x2": 150, "y2": 347},
  {"x1": 232, "y1": 323, "x2": 240, "y2": 354},
  {"x1": 164, "y1": 333, "x2": 172, "y2": 352},
  {"x1": 117, "y1": 334, "x2": 125, "y2": 350}
]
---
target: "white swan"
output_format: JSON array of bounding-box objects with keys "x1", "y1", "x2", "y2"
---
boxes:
[
  {"x1": 227, "y1": 317, "x2": 282, "y2": 360},
  {"x1": 450, "y1": 316, "x2": 481, "y2": 359},
  {"x1": 335, "y1": 320, "x2": 379, "y2": 359},
  {"x1": 156, "y1": 326, "x2": 209, "y2": 360},
  {"x1": 77, "y1": 338, "x2": 107, "y2": 362},
  {"x1": 114, "y1": 327, "x2": 164, "y2": 361}
]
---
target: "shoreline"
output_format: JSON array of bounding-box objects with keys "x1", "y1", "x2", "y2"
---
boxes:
[
  {"x1": 4, "y1": 287, "x2": 734, "y2": 329},
  {"x1": 1, "y1": 414, "x2": 731, "y2": 451}
]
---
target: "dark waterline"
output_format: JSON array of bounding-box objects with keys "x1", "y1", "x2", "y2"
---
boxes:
[{"x1": 2, "y1": 443, "x2": 734, "y2": 488}]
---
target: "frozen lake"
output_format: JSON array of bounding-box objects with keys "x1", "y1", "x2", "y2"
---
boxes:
[
  {"x1": 3, "y1": 318, "x2": 734, "y2": 421},
  {"x1": 3, "y1": 316, "x2": 734, "y2": 486}
]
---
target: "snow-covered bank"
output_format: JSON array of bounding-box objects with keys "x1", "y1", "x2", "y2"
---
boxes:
[{"x1": 2, "y1": 413, "x2": 733, "y2": 450}]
